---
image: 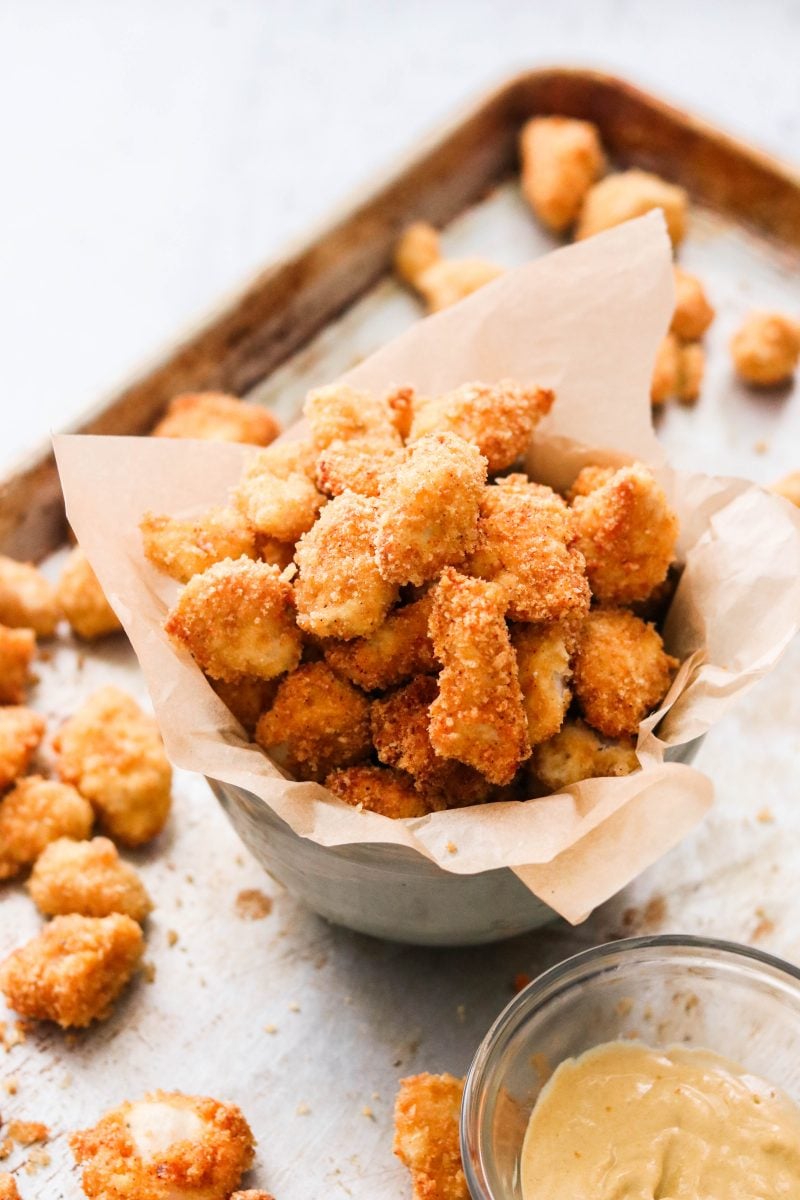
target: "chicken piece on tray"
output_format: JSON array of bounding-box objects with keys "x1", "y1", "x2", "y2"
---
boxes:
[
  {"x1": 394, "y1": 1073, "x2": 468, "y2": 1200},
  {"x1": 323, "y1": 593, "x2": 437, "y2": 692},
  {"x1": 325, "y1": 764, "x2": 435, "y2": 819},
  {"x1": 520, "y1": 115, "x2": 605, "y2": 232},
  {"x1": 153, "y1": 391, "x2": 280, "y2": 446}
]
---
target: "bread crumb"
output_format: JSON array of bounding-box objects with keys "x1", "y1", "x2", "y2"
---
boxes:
[
  {"x1": 289, "y1": 1001, "x2": 300, "y2": 1013},
  {"x1": 167, "y1": 929, "x2": 179, "y2": 947},
  {"x1": 0, "y1": 1021, "x2": 27, "y2": 1051},
  {"x1": 296, "y1": 1102, "x2": 310, "y2": 1116},
  {"x1": 264, "y1": 1024, "x2": 278, "y2": 1035},
  {"x1": 752, "y1": 908, "x2": 775, "y2": 941},
  {"x1": 756, "y1": 807, "x2": 774, "y2": 824},
  {"x1": 141, "y1": 960, "x2": 156, "y2": 983},
  {"x1": 7, "y1": 1121, "x2": 48, "y2": 1145},
  {"x1": 24, "y1": 1146, "x2": 51, "y2": 1173},
  {"x1": 0, "y1": 1139, "x2": 12, "y2": 1160},
  {"x1": 3, "y1": 1077, "x2": 18, "y2": 1095},
  {"x1": 445, "y1": 841, "x2": 458, "y2": 854},
  {"x1": 753, "y1": 439, "x2": 769, "y2": 454},
  {"x1": 235, "y1": 889, "x2": 273, "y2": 920},
  {"x1": 361, "y1": 1105, "x2": 375, "y2": 1120}
]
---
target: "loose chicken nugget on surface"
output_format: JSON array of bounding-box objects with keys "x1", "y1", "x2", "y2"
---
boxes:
[
  {"x1": 304, "y1": 383, "x2": 402, "y2": 451},
  {"x1": 671, "y1": 267, "x2": 715, "y2": 340},
  {"x1": 326, "y1": 764, "x2": 435, "y2": 819},
  {"x1": 408, "y1": 381, "x2": 554, "y2": 474},
  {"x1": 233, "y1": 440, "x2": 324, "y2": 543},
  {"x1": 255, "y1": 661, "x2": 371, "y2": 782},
  {"x1": 29, "y1": 837, "x2": 152, "y2": 923},
  {"x1": 56, "y1": 547, "x2": 122, "y2": 640},
  {"x1": 770, "y1": 471, "x2": 800, "y2": 508},
  {"x1": 394, "y1": 1073, "x2": 467, "y2": 1200},
  {"x1": 428, "y1": 569, "x2": 529, "y2": 787},
  {"x1": 730, "y1": 311, "x2": 800, "y2": 386},
  {"x1": 153, "y1": 391, "x2": 280, "y2": 446},
  {"x1": 315, "y1": 436, "x2": 404, "y2": 498},
  {"x1": 0, "y1": 1175, "x2": 20, "y2": 1199},
  {"x1": 376, "y1": 433, "x2": 487, "y2": 588},
  {"x1": 651, "y1": 334, "x2": 705, "y2": 406},
  {"x1": 323, "y1": 594, "x2": 437, "y2": 691},
  {"x1": 165, "y1": 557, "x2": 301, "y2": 684},
  {"x1": 0, "y1": 707, "x2": 45, "y2": 791},
  {"x1": 140, "y1": 506, "x2": 256, "y2": 584},
  {"x1": 0, "y1": 624, "x2": 35, "y2": 704},
  {"x1": 512, "y1": 621, "x2": 577, "y2": 748},
  {"x1": 209, "y1": 675, "x2": 278, "y2": 733},
  {"x1": 295, "y1": 491, "x2": 398, "y2": 639},
  {"x1": 54, "y1": 687, "x2": 171, "y2": 847},
  {"x1": 570, "y1": 463, "x2": 679, "y2": 605},
  {"x1": 531, "y1": 718, "x2": 639, "y2": 791},
  {"x1": 0, "y1": 777, "x2": 93, "y2": 881},
  {"x1": 0, "y1": 556, "x2": 60, "y2": 637},
  {"x1": 394, "y1": 222, "x2": 442, "y2": 286},
  {"x1": 0, "y1": 913, "x2": 143, "y2": 1028},
  {"x1": 520, "y1": 115, "x2": 605, "y2": 232},
  {"x1": 71, "y1": 1090, "x2": 255, "y2": 1200},
  {"x1": 412, "y1": 257, "x2": 504, "y2": 314},
  {"x1": 576, "y1": 169, "x2": 688, "y2": 245}
]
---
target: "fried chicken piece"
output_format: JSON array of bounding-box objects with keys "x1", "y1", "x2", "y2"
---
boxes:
[
  {"x1": 255, "y1": 536, "x2": 296, "y2": 571},
  {"x1": 394, "y1": 223, "x2": 504, "y2": 314},
  {"x1": 671, "y1": 267, "x2": 715, "y2": 340},
  {"x1": 376, "y1": 433, "x2": 487, "y2": 588},
  {"x1": 323, "y1": 594, "x2": 437, "y2": 691},
  {"x1": 576, "y1": 169, "x2": 688, "y2": 246},
  {"x1": 408, "y1": 381, "x2": 554, "y2": 474},
  {"x1": 386, "y1": 386, "x2": 416, "y2": 440},
  {"x1": 730, "y1": 311, "x2": 800, "y2": 386},
  {"x1": 520, "y1": 116, "x2": 605, "y2": 232},
  {"x1": 394, "y1": 222, "x2": 442, "y2": 285},
  {"x1": 232, "y1": 440, "x2": 324, "y2": 543},
  {"x1": 0, "y1": 778, "x2": 93, "y2": 881},
  {"x1": 0, "y1": 1175, "x2": 20, "y2": 1199},
  {"x1": 770, "y1": 471, "x2": 800, "y2": 507},
  {"x1": 56, "y1": 547, "x2": 122, "y2": 640},
  {"x1": 511, "y1": 621, "x2": 576, "y2": 748},
  {"x1": 315, "y1": 436, "x2": 404, "y2": 497},
  {"x1": 325, "y1": 764, "x2": 435, "y2": 818},
  {"x1": 0, "y1": 624, "x2": 35, "y2": 704},
  {"x1": 165, "y1": 556, "x2": 301, "y2": 683},
  {"x1": 304, "y1": 383, "x2": 402, "y2": 451},
  {"x1": 394, "y1": 1073, "x2": 467, "y2": 1200},
  {"x1": 54, "y1": 687, "x2": 172, "y2": 847},
  {"x1": 294, "y1": 491, "x2": 398, "y2": 638},
  {"x1": 209, "y1": 675, "x2": 278, "y2": 733},
  {"x1": 140, "y1": 506, "x2": 256, "y2": 584},
  {"x1": 0, "y1": 556, "x2": 60, "y2": 637},
  {"x1": 152, "y1": 391, "x2": 280, "y2": 446},
  {"x1": 0, "y1": 913, "x2": 143, "y2": 1028},
  {"x1": 428, "y1": 569, "x2": 529, "y2": 786},
  {"x1": 71, "y1": 1090, "x2": 255, "y2": 1199},
  {"x1": 0, "y1": 707, "x2": 45, "y2": 791},
  {"x1": 650, "y1": 334, "x2": 705, "y2": 406},
  {"x1": 570, "y1": 463, "x2": 679, "y2": 605},
  {"x1": 255, "y1": 661, "x2": 371, "y2": 781},
  {"x1": 531, "y1": 718, "x2": 639, "y2": 791},
  {"x1": 29, "y1": 837, "x2": 152, "y2": 923}
]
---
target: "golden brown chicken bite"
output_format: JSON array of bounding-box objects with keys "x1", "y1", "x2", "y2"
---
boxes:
[
  {"x1": 56, "y1": 547, "x2": 122, "y2": 640},
  {"x1": 0, "y1": 777, "x2": 93, "y2": 881},
  {"x1": 0, "y1": 1175, "x2": 20, "y2": 1200},
  {"x1": 71, "y1": 1090, "x2": 255, "y2": 1200},
  {"x1": 29, "y1": 837, "x2": 152, "y2": 923},
  {"x1": 531, "y1": 718, "x2": 639, "y2": 791},
  {"x1": 394, "y1": 1073, "x2": 467, "y2": 1200},
  {"x1": 730, "y1": 311, "x2": 800, "y2": 386},
  {"x1": 54, "y1": 687, "x2": 171, "y2": 847},
  {"x1": 0, "y1": 556, "x2": 60, "y2": 637},
  {"x1": 0, "y1": 624, "x2": 35, "y2": 704},
  {"x1": 209, "y1": 675, "x2": 278, "y2": 733},
  {"x1": 394, "y1": 223, "x2": 504, "y2": 313},
  {"x1": 232, "y1": 440, "x2": 324, "y2": 543},
  {"x1": 0, "y1": 706, "x2": 45, "y2": 791},
  {"x1": 315, "y1": 436, "x2": 403, "y2": 498},
  {"x1": 671, "y1": 267, "x2": 715, "y2": 340},
  {"x1": 770, "y1": 471, "x2": 800, "y2": 507},
  {"x1": 0, "y1": 913, "x2": 143, "y2": 1028},
  {"x1": 576, "y1": 169, "x2": 688, "y2": 245},
  {"x1": 323, "y1": 593, "x2": 437, "y2": 691},
  {"x1": 304, "y1": 383, "x2": 402, "y2": 451},
  {"x1": 512, "y1": 621, "x2": 576, "y2": 748},
  {"x1": 326, "y1": 764, "x2": 435, "y2": 818},
  {"x1": 153, "y1": 391, "x2": 280, "y2": 446},
  {"x1": 394, "y1": 222, "x2": 442, "y2": 285},
  {"x1": 140, "y1": 506, "x2": 256, "y2": 584},
  {"x1": 520, "y1": 116, "x2": 605, "y2": 232}
]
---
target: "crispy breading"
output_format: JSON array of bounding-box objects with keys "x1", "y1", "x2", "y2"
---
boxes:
[
  {"x1": 394, "y1": 1073, "x2": 467, "y2": 1200},
  {"x1": 255, "y1": 536, "x2": 296, "y2": 572},
  {"x1": 140, "y1": 506, "x2": 256, "y2": 584},
  {"x1": 520, "y1": 116, "x2": 605, "y2": 232},
  {"x1": 152, "y1": 391, "x2": 280, "y2": 446},
  {"x1": 29, "y1": 837, "x2": 152, "y2": 923},
  {"x1": 386, "y1": 385, "x2": 416, "y2": 441},
  {"x1": 770, "y1": 471, "x2": 800, "y2": 508},
  {"x1": 511, "y1": 621, "x2": 576, "y2": 748},
  {"x1": 428, "y1": 569, "x2": 529, "y2": 786},
  {"x1": 0, "y1": 913, "x2": 143, "y2": 1028},
  {"x1": 651, "y1": 334, "x2": 705, "y2": 406},
  {"x1": 376, "y1": 433, "x2": 487, "y2": 587},
  {"x1": 295, "y1": 491, "x2": 398, "y2": 639},
  {"x1": 0, "y1": 707, "x2": 45, "y2": 791},
  {"x1": 565, "y1": 465, "x2": 614, "y2": 501},
  {"x1": 576, "y1": 169, "x2": 688, "y2": 245},
  {"x1": 394, "y1": 223, "x2": 442, "y2": 286},
  {"x1": 323, "y1": 594, "x2": 437, "y2": 691},
  {"x1": 573, "y1": 608, "x2": 678, "y2": 738},
  {"x1": 671, "y1": 267, "x2": 715, "y2": 340},
  {"x1": 413, "y1": 257, "x2": 504, "y2": 314},
  {"x1": 255, "y1": 662, "x2": 371, "y2": 782},
  {"x1": 0, "y1": 625, "x2": 35, "y2": 704},
  {"x1": 71, "y1": 1090, "x2": 255, "y2": 1200},
  {"x1": 54, "y1": 686, "x2": 172, "y2": 847},
  {"x1": 570, "y1": 463, "x2": 679, "y2": 605},
  {"x1": 0, "y1": 556, "x2": 60, "y2": 637},
  {"x1": 165, "y1": 556, "x2": 302, "y2": 683},
  {"x1": 0, "y1": 777, "x2": 93, "y2": 881},
  {"x1": 531, "y1": 718, "x2": 639, "y2": 791},
  {"x1": 0, "y1": 1174, "x2": 20, "y2": 1199},
  {"x1": 232, "y1": 440, "x2": 324, "y2": 543},
  {"x1": 209, "y1": 675, "x2": 278, "y2": 733},
  {"x1": 56, "y1": 547, "x2": 122, "y2": 640},
  {"x1": 315, "y1": 436, "x2": 404, "y2": 497},
  {"x1": 325, "y1": 764, "x2": 435, "y2": 818},
  {"x1": 730, "y1": 311, "x2": 800, "y2": 386},
  {"x1": 408, "y1": 381, "x2": 554, "y2": 474},
  {"x1": 304, "y1": 383, "x2": 402, "y2": 451},
  {"x1": 230, "y1": 1193, "x2": 275, "y2": 1200}
]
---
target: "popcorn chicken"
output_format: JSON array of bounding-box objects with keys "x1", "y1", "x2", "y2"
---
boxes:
[
  {"x1": 0, "y1": 1175, "x2": 19, "y2": 1199},
  {"x1": 29, "y1": 837, "x2": 152, "y2": 923},
  {"x1": 209, "y1": 675, "x2": 278, "y2": 733},
  {"x1": 323, "y1": 593, "x2": 437, "y2": 691},
  {"x1": 394, "y1": 223, "x2": 504, "y2": 313},
  {"x1": 512, "y1": 621, "x2": 576, "y2": 748},
  {"x1": 0, "y1": 624, "x2": 35, "y2": 704},
  {"x1": 576, "y1": 169, "x2": 688, "y2": 245},
  {"x1": 428, "y1": 569, "x2": 529, "y2": 786},
  {"x1": 255, "y1": 536, "x2": 296, "y2": 572},
  {"x1": 304, "y1": 383, "x2": 402, "y2": 452},
  {"x1": 0, "y1": 707, "x2": 45, "y2": 791},
  {"x1": 0, "y1": 556, "x2": 60, "y2": 637},
  {"x1": 233, "y1": 440, "x2": 324, "y2": 543},
  {"x1": 650, "y1": 334, "x2": 705, "y2": 406},
  {"x1": 153, "y1": 391, "x2": 280, "y2": 446},
  {"x1": 408, "y1": 381, "x2": 553, "y2": 475},
  {"x1": 520, "y1": 116, "x2": 605, "y2": 232},
  {"x1": 326, "y1": 764, "x2": 434, "y2": 818},
  {"x1": 531, "y1": 718, "x2": 639, "y2": 791},
  {"x1": 0, "y1": 913, "x2": 143, "y2": 1028},
  {"x1": 140, "y1": 506, "x2": 256, "y2": 584},
  {"x1": 0, "y1": 777, "x2": 93, "y2": 881},
  {"x1": 394, "y1": 1073, "x2": 467, "y2": 1200},
  {"x1": 394, "y1": 222, "x2": 442, "y2": 286},
  {"x1": 770, "y1": 471, "x2": 800, "y2": 508},
  {"x1": 376, "y1": 433, "x2": 487, "y2": 587},
  {"x1": 295, "y1": 491, "x2": 398, "y2": 638},
  {"x1": 165, "y1": 557, "x2": 301, "y2": 683},
  {"x1": 570, "y1": 463, "x2": 679, "y2": 605},
  {"x1": 315, "y1": 437, "x2": 403, "y2": 497},
  {"x1": 730, "y1": 311, "x2": 800, "y2": 386},
  {"x1": 54, "y1": 687, "x2": 172, "y2": 847},
  {"x1": 56, "y1": 547, "x2": 122, "y2": 640},
  {"x1": 71, "y1": 1091, "x2": 255, "y2": 1199},
  {"x1": 671, "y1": 267, "x2": 715, "y2": 340}
]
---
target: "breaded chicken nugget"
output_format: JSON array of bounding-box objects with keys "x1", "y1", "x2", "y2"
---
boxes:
[
  {"x1": 0, "y1": 1175, "x2": 20, "y2": 1199},
  {"x1": 209, "y1": 675, "x2": 278, "y2": 733},
  {"x1": 408, "y1": 381, "x2": 554, "y2": 474},
  {"x1": 295, "y1": 491, "x2": 398, "y2": 639},
  {"x1": 54, "y1": 687, "x2": 172, "y2": 847},
  {"x1": 29, "y1": 837, "x2": 152, "y2": 923},
  {"x1": 576, "y1": 169, "x2": 688, "y2": 246},
  {"x1": 71, "y1": 1090, "x2": 255, "y2": 1200},
  {"x1": 573, "y1": 608, "x2": 678, "y2": 738},
  {"x1": 0, "y1": 706, "x2": 45, "y2": 791},
  {"x1": 326, "y1": 764, "x2": 435, "y2": 818},
  {"x1": 304, "y1": 383, "x2": 402, "y2": 451},
  {"x1": 255, "y1": 661, "x2": 371, "y2": 781},
  {"x1": 0, "y1": 556, "x2": 60, "y2": 637},
  {"x1": 386, "y1": 385, "x2": 416, "y2": 441},
  {"x1": 394, "y1": 222, "x2": 442, "y2": 286},
  {"x1": 520, "y1": 116, "x2": 605, "y2": 232},
  {"x1": 394, "y1": 1073, "x2": 467, "y2": 1200},
  {"x1": 511, "y1": 621, "x2": 576, "y2": 748},
  {"x1": 56, "y1": 547, "x2": 122, "y2": 640},
  {"x1": 323, "y1": 594, "x2": 437, "y2": 691},
  {"x1": 153, "y1": 391, "x2": 280, "y2": 446},
  {"x1": 0, "y1": 913, "x2": 143, "y2": 1028},
  {"x1": 140, "y1": 506, "x2": 256, "y2": 584},
  {"x1": 413, "y1": 257, "x2": 504, "y2": 315},
  {"x1": 0, "y1": 624, "x2": 35, "y2": 704},
  {"x1": 531, "y1": 718, "x2": 639, "y2": 791},
  {"x1": 255, "y1": 536, "x2": 296, "y2": 572},
  {"x1": 376, "y1": 433, "x2": 487, "y2": 588},
  {"x1": 671, "y1": 267, "x2": 715, "y2": 340},
  {"x1": 650, "y1": 334, "x2": 705, "y2": 406},
  {"x1": 770, "y1": 471, "x2": 800, "y2": 508},
  {"x1": 165, "y1": 557, "x2": 301, "y2": 683},
  {"x1": 0, "y1": 777, "x2": 93, "y2": 880},
  {"x1": 730, "y1": 311, "x2": 800, "y2": 386},
  {"x1": 233, "y1": 440, "x2": 324, "y2": 543},
  {"x1": 315, "y1": 436, "x2": 404, "y2": 498},
  {"x1": 570, "y1": 463, "x2": 679, "y2": 605},
  {"x1": 428, "y1": 569, "x2": 529, "y2": 786}
]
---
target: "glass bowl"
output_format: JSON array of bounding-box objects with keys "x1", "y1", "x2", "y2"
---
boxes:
[{"x1": 461, "y1": 935, "x2": 800, "y2": 1199}]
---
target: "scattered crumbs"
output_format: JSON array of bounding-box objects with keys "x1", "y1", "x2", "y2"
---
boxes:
[
  {"x1": 643, "y1": 1005, "x2": 653, "y2": 1022},
  {"x1": 167, "y1": 930, "x2": 179, "y2": 947},
  {"x1": 0, "y1": 1138, "x2": 12, "y2": 1159},
  {"x1": 24, "y1": 1146, "x2": 51, "y2": 1173},
  {"x1": 757, "y1": 807, "x2": 774, "y2": 824},
  {"x1": 288, "y1": 1001, "x2": 300, "y2": 1013},
  {"x1": 8, "y1": 1121, "x2": 49, "y2": 1146},
  {"x1": 456, "y1": 1004, "x2": 466, "y2": 1024},
  {"x1": 361, "y1": 1106, "x2": 375, "y2": 1121},
  {"x1": 445, "y1": 841, "x2": 458, "y2": 855},
  {"x1": 175, "y1": 897, "x2": 183, "y2": 909},
  {"x1": 185, "y1": 873, "x2": 194, "y2": 885},
  {"x1": 141, "y1": 961, "x2": 157, "y2": 984},
  {"x1": 513, "y1": 972, "x2": 532, "y2": 994},
  {"x1": 615, "y1": 997, "x2": 633, "y2": 1018},
  {"x1": 4, "y1": 1076, "x2": 18, "y2": 1095},
  {"x1": 752, "y1": 907, "x2": 775, "y2": 942},
  {"x1": 753, "y1": 439, "x2": 769, "y2": 454},
  {"x1": 0, "y1": 1020, "x2": 27, "y2": 1051},
  {"x1": 235, "y1": 854, "x2": 245, "y2": 866},
  {"x1": 684, "y1": 993, "x2": 700, "y2": 1014},
  {"x1": 264, "y1": 1024, "x2": 278, "y2": 1035},
  {"x1": 296, "y1": 1102, "x2": 310, "y2": 1116},
  {"x1": 235, "y1": 889, "x2": 273, "y2": 921},
  {"x1": 530, "y1": 1052, "x2": 552, "y2": 1086},
  {"x1": 60, "y1": 1073, "x2": 72, "y2": 1089}
]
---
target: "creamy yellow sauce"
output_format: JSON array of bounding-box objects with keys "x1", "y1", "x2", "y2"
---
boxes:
[{"x1": 520, "y1": 1040, "x2": 800, "y2": 1200}]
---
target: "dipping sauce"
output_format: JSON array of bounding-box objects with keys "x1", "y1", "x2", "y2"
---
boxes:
[{"x1": 520, "y1": 1040, "x2": 800, "y2": 1199}]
